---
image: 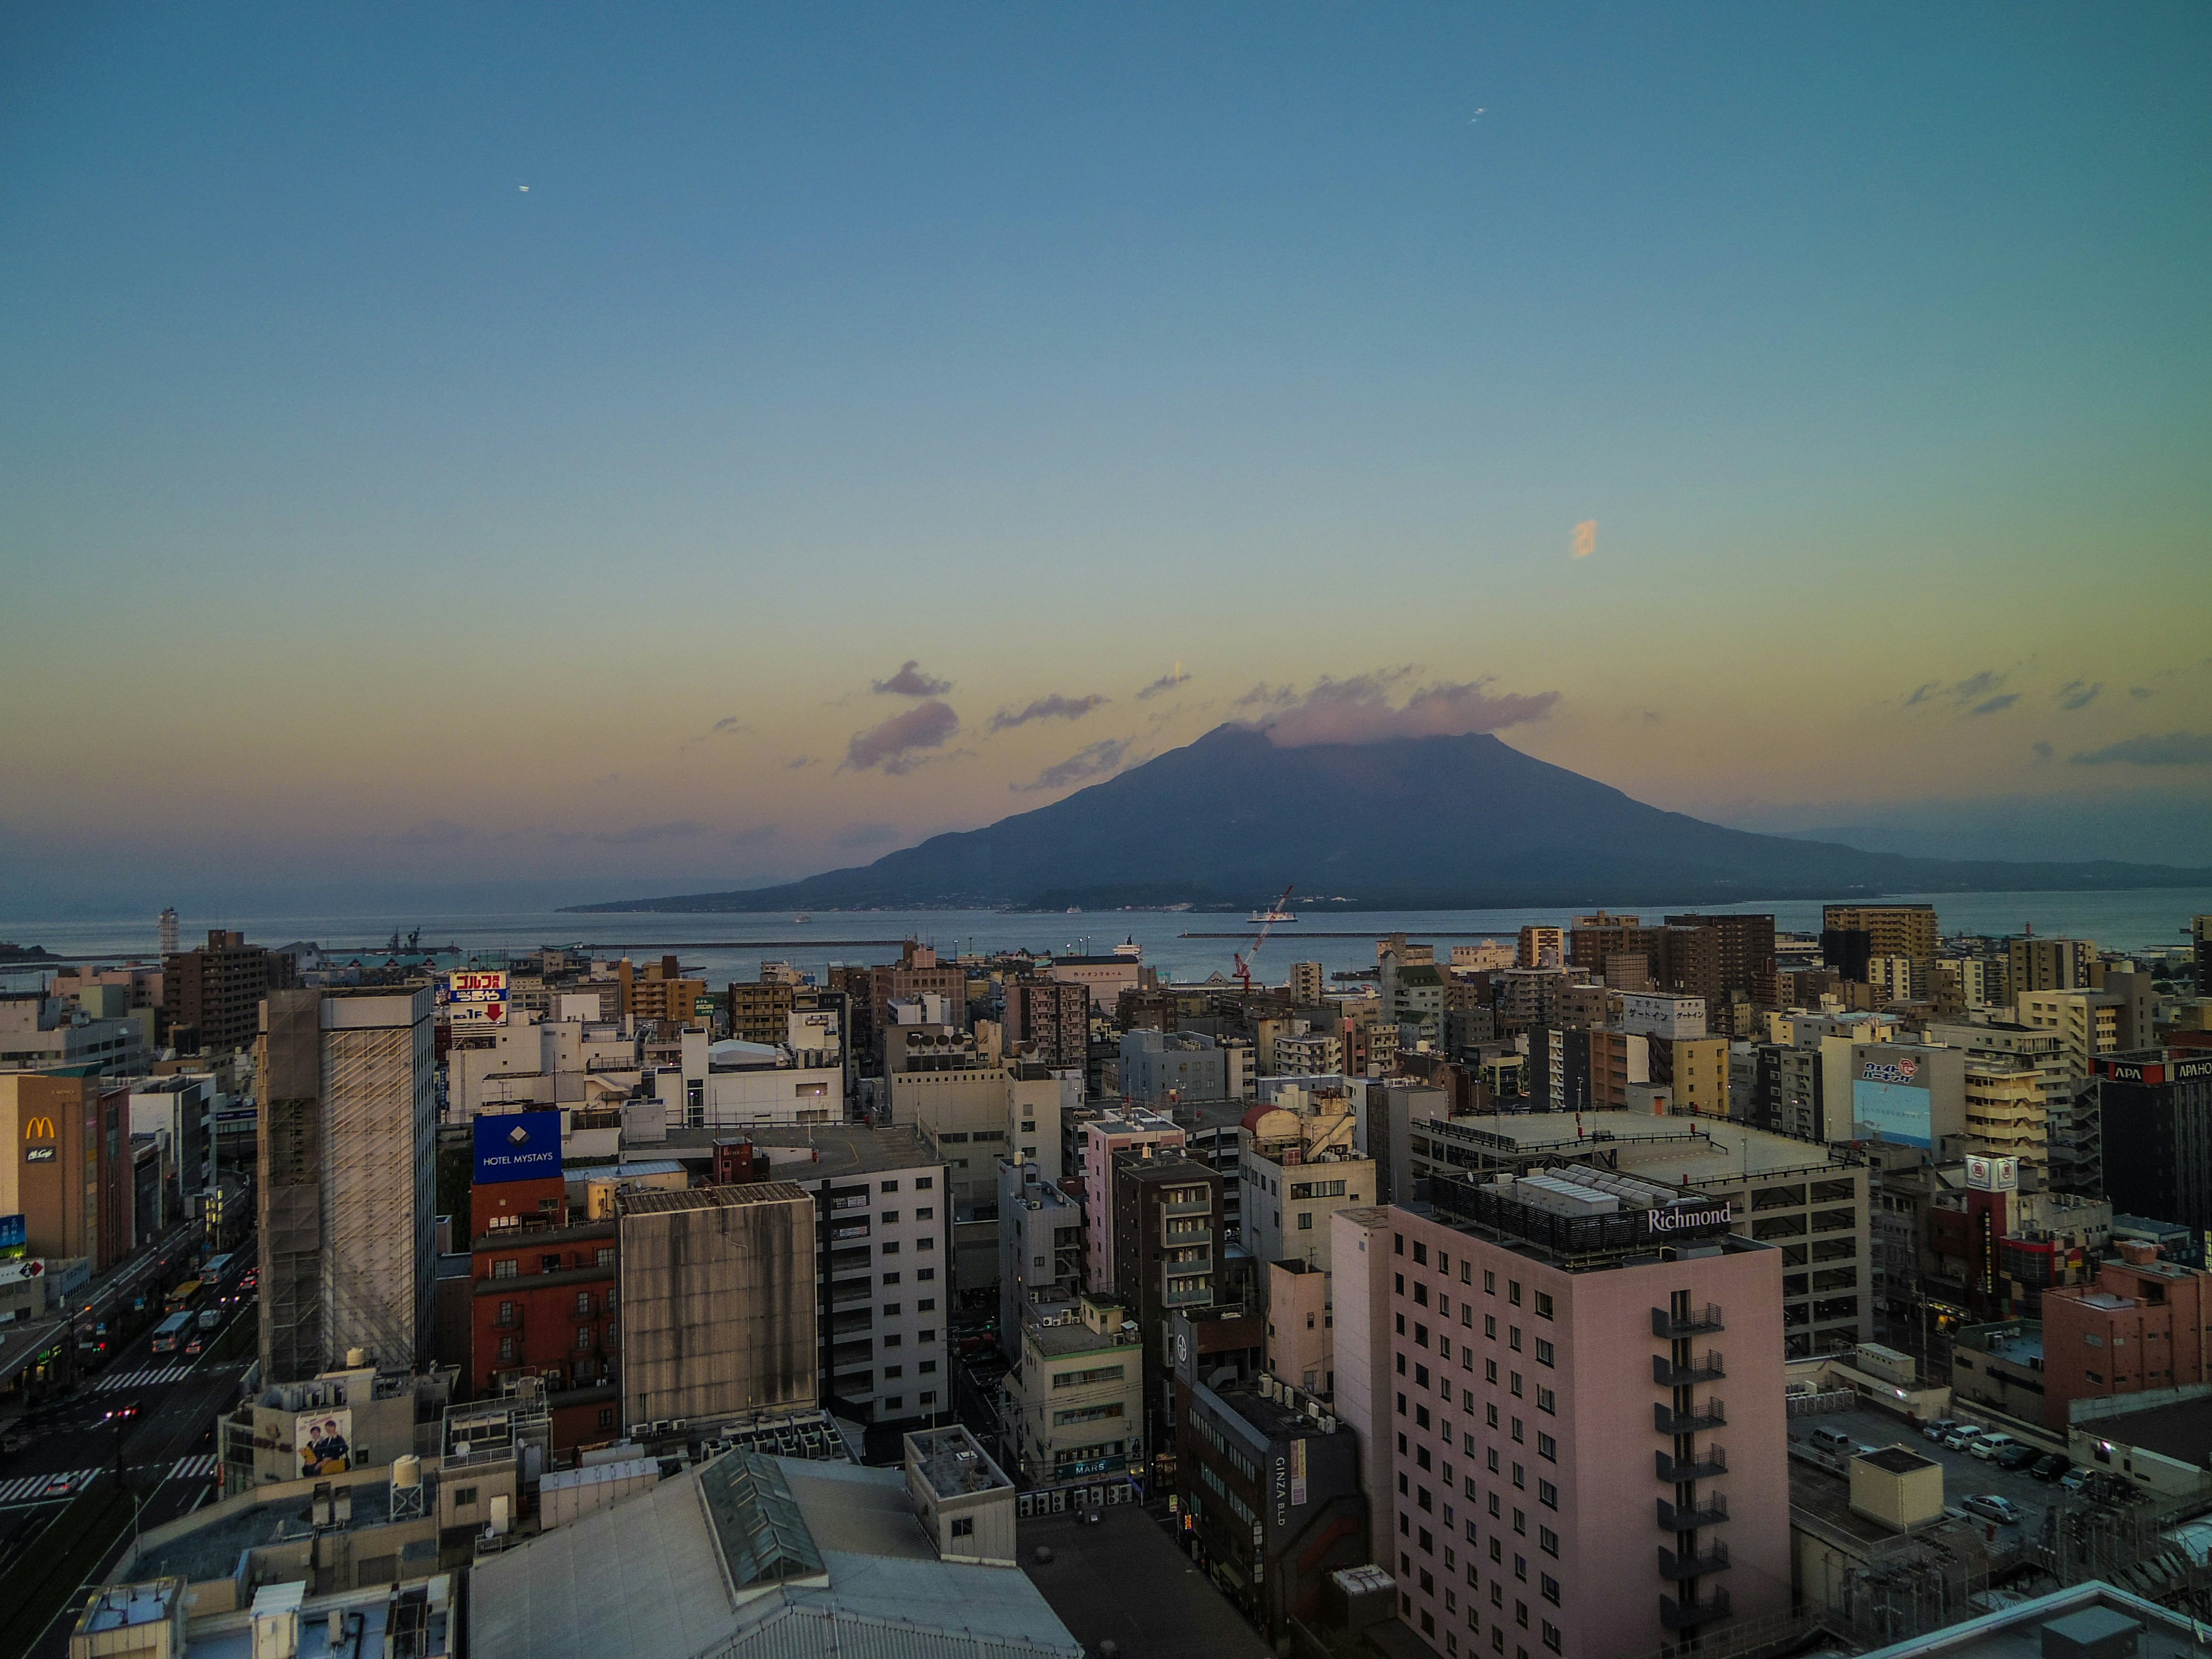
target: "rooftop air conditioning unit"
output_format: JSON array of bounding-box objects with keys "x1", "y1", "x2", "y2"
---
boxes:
[{"x1": 670, "y1": 1419, "x2": 687, "y2": 1431}]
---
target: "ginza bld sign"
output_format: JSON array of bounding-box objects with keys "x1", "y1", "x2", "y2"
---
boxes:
[{"x1": 1645, "y1": 1202, "x2": 1733, "y2": 1237}]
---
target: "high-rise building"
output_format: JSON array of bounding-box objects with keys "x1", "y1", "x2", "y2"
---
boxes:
[
  {"x1": 1516, "y1": 926, "x2": 1565, "y2": 971},
  {"x1": 1662, "y1": 914, "x2": 1777, "y2": 1037},
  {"x1": 1334, "y1": 1168, "x2": 1790, "y2": 1658},
  {"x1": 726, "y1": 976, "x2": 794, "y2": 1044},
  {"x1": 2008, "y1": 936, "x2": 2096, "y2": 997},
  {"x1": 1821, "y1": 903, "x2": 1938, "y2": 993},
  {"x1": 2097, "y1": 1049, "x2": 2212, "y2": 1242},
  {"x1": 256, "y1": 987, "x2": 436, "y2": 1382},
  {"x1": 1003, "y1": 977, "x2": 1090, "y2": 1070},
  {"x1": 1290, "y1": 961, "x2": 1326, "y2": 1005},
  {"x1": 616, "y1": 955, "x2": 709, "y2": 1032},
  {"x1": 2195, "y1": 916, "x2": 2212, "y2": 997},
  {"x1": 615, "y1": 1181, "x2": 817, "y2": 1431},
  {"x1": 1109, "y1": 1151, "x2": 1224, "y2": 1442},
  {"x1": 164, "y1": 929, "x2": 294, "y2": 1055},
  {"x1": 157, "y1": 907, "x2": 179, "y2": 956}
]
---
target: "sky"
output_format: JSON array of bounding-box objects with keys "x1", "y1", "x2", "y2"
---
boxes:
[{"x1": 3, "y1": 3, "x2": 2210, "y2": 916}]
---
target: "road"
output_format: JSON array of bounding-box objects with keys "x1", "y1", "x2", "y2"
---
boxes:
[{"x1": 0, "y1": 1263, "x2": 254, "y2": 1659}]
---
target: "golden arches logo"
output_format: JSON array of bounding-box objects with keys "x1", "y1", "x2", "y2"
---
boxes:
[{"x1": 23, "y1": 1117, "x2": 56, "y2": 1141}]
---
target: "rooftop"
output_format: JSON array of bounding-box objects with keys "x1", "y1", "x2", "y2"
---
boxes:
[
  {"x1": 662, "y1": 1123, "x2": 937, "y2": 1181},
  {"x1": 1427, "y1": 1109, "x2": 1860, "y2": 1185},
  {"x1": 2070, "y1": 1394, "x2": 2212, "y2": 1469},
  {"x1": 1018, "y1": 1504, "x2": 1268, "y2": 1659},
  {"x1": 1853, "y1": 1581, "x2": 2210, "y2": 1658},
  {"x1": 75, "y1": 1579, "x2": 180, "y2": 1633},
  {"x1": 615, "y1": 1180, "x2": 811, "y2": 1217},
  {"x1": 909, "y1": 1426, "x2": 1012, "y2": 1499},
  {"x1": 1861, "y1": 1445, "x2": 1937, "y2": 1476}
]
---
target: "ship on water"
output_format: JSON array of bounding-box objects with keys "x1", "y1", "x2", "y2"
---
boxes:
[{"x1": 1246, "y1": 907, "x2": 1297, "y2": 923}]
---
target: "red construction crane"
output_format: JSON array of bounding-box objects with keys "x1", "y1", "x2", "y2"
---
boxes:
[{"x1": 1233, "y1": 883, "x2": 1296, "y2": 993}]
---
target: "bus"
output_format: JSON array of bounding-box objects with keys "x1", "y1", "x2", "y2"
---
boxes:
[
  {"x1": 150, "y1": 1312, "x2": 194, "y2": 1355},
  {"x1": 165, "y1": 1279, "x2": 204, "y2": 1313},
  {"x1": 200, "y1": 1253, "x2": 233, "y2": 1285}
]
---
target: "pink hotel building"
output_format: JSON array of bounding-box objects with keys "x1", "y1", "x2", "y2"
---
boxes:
[{"x1": 1335, "y1": 1169, "x2": 1790, "y2": 1659}]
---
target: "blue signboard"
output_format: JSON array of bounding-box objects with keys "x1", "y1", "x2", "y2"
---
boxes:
[
  {"x1": 1852, "y1": 1079, "x2": 1932, "y2": 1149},
  {"x1": 473, "y1": 1111, "x2": 563, "y2": 1185},
  {"x1": 0, "y1": 1214, "x2": 24, "y2": 1257}
]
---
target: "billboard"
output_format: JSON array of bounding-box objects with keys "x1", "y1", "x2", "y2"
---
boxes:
[
  {"x1": 0, "y1": 1214, "x2": 24, "y2": 1257},
  {"x1": 474, "y1": 1110, "x2": 562, "y2": 1186},
  {"x1": 296, "y1": 1408, "x2": 354, "y2": 1478},
  {"x1": 442, "y1": 969, "x2": 510, "y2": 1027},
  {"x1": 1964, "y1": 1154, "x2": 2020, "y2": 1191},
  {"x1": 1853, "y1": 1078, "x2": 1933, "y2": 1148}
]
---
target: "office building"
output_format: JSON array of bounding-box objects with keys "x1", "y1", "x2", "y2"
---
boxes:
[
  {"x1": 1363, "y1": 1082, "x2": 1447, "y2": 1205},
  {"x1": 0, "y1": 1072, "x2": 131, "y2": 1269},
  {"x1": 1109, "y1": 1153, "x2": 1224, "y2": 1441},
  {"x1": 1240, "y1": 1089, "x2": 1373, "y2": 1279},
  {"x1": 1291, "y1": 961, "x2": 1327, "y2": 1005},
  {"x1": 1662, "y1": 914, "x2": 1777, "y2": 1037},
  {"x1": 1334, "y1": 1165, "x2": 1789, "y2": 1658},
  {"x1": 257, "y1": 987, "x2": 437, "y2": 1382},
  {"x1": 616, "y1": 1181, "x2": 817, "y2": 1432},
  {"x1": 1821, "y1": 904, "x2": 1938, "y2": 997},
  {"x1": 1002, "y1": 1294, "x2": 1146, "y2": 1490},
  {"x1": 1048, "y1": 947, "x2": 1145, "y2": 1012},
  {"x1": 163, "y1": 929, "x2": 294, "y2": 1055},
  {"x1": 2008, "y1": 935, "x2": 2097, "y2": 997},
  {"x1": 1172, "y1": 1367, "x2": 1365, "y2": 1642},
  {"x1": 1004, "y1": 978, "x2": 1090, "y2": 1070},
  {"x1": 2097, "y1": 1048, "x2": 2212, "y2": 1241},
  {"x1": 1119, "y1": 1028, "x2": 1230, "y2": 1104}
]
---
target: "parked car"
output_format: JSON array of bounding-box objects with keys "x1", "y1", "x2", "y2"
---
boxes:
[
  {"x1": 1970, "y1": 1433, "x2": 2018, "y2": 1461},
  {"x1": 2060, "y1": 1467, "x2": 2092, "y2": 1493},
  {"x1": 1963, "y1": 1494, "x2": 2020, "y2": 1525},
  {"x1": 1943, "y1": 1426, "x2": 1986, "y2": 1451},
  {"x1": 1922, "y1": 1419, "x2": 1960, "y2": 1444},
  {"x1": 2031, "y1": 1454, "x2": 2070, "y2": 1482},
  {"x1": 1809, "y1": 1427, "x2": 1855, "y2": 1456},
  {"x1": 1995, "y1": 1442, "x2": 2040, "y2": 1471}
]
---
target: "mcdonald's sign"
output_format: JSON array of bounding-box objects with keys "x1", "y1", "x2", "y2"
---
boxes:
[{"x1": 22, "y1": 1115, "x2": 57, "y2": 1162}]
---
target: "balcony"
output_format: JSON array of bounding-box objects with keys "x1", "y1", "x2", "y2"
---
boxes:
[
  {"x1": 1653, "y1": 1353, "x2": 1725, "y2": 1388},
  {"x1": 1660, "y1": 1589, "x2": 1732, "y2": 1630},
  {"x1": 1657, "y1": 1496, "x2": 1728, "y2": 1532},
  {"x1": 1651, "y1": 1304, "x2": 1724, "y2": 1340},
  {"x1": 829, "y1": 1277, "x2": 873, "y2": 1309},
  {"x1": 1654, "y1": 1400, "x2": 1725, "y2": 1434},
  {"x1": 1161, "y1": 1195, "x2": 1211, "y2": 1217},
  {"x1": 1164, "y1": 1280, "x2": 1214, "y2": 1307},
  {"x1": 1656, "y1": 1447, "x2": 1728, "y2": 1483},
  {"x1": 1658, "y1": 1543, "x2": 1730, "y2": 1580},
  {"x1": 1162, "y1": 1225, "x2": 1213, "y2": 1248}
]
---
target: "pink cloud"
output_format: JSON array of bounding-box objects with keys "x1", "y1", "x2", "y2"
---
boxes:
[
  {"x1": 843, "y1": 700, "x2": 960, "y2": 773},
  {"x1": 1262, "y1": 675, "x2": 1559, "y2": 748}
]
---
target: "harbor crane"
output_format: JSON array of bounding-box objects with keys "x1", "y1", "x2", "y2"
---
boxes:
[{"x1": 1233, "y1": 883, "x2": 1295, "y2": 993}]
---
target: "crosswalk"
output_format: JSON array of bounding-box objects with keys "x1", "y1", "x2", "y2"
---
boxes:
[
  {"x1": 0, "y1": 1455, "x2": 221, "y2": 1508},
  {"x1": 97, "y1": 1364, "x2": 197, "y2": 1392},
  {"x1": 0, "y1": 1468, "x2": 100, "y2": 1505}
]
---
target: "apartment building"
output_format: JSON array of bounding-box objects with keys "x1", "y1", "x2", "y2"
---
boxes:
[
  {"x1": 1334, "y1": 1166, "x2": 1789, "y2": 1659},
  {"x1": 1961, "y1": 1065, "x2": 2047, "y2": 1162},
  {"x1": 164, "y1": 930, "x2": 294, "y2": 1055},
  {"x1": 2009, "y1": 937, "x2": 2098, "y2": 996},
  {"x1": 1002, "y1": 1294, "x2": 1146, "y2": 1490},
  {"x1": 2039, "y1": 1243, "x2": 2212, "y2": 1432},
  {"x1": 1109, "y1": 1153, "x2": 1224, "y2": 1442},
  {"x1": 999, "y1": 1156, "x2": 1083, "y2": 1357},
  {"x1": 1004, "y1": 978, "x2": 1091, "y2": 1070},
  {"x1": 1077, "y1": 1107, "x2": 1184, "y2": 1293},
  {"x1": 1407, "y1": 1112, "x2": 1871, "y2": 1357}
]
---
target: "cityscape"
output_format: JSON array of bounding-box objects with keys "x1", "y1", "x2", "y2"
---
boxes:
[{"x1": 5, "y1": 10, "x2": 2212, "y2": 1659}]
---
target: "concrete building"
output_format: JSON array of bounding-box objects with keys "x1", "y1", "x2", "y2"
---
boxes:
[
  {"x1": 256, "y1": 987, "x2": 436, "y2": 1382},
  {"x1": 615, "y1": 955, "x2": 709, "y2": 1033},
  {"x1": 2039, "y1": 1242, "x2": 2212, "y2": 1432},
  {"x1": 1003, "y1": 1295, "x2": 1145, "y2": 1489},
  {"x1": 1960, "y1": 1063, "x2": 2047, "y2": 1162},
  {"x1": 0, "y1": 1072, "x2": 131, "y2": 1270},
  {"x1": 1291, "y1": 961, "x2": 1326, "y2": 1005},
  {"x1": 1239, "y1": 1090, "x2": 1372, "y2": 1282},
  {"x1": 1266, "y1": 1259, "x2": 1335, "y2": 1396},
  {"x1": 1119, "y1": 1028, "x2": 1229, "y2": 1105},
  {"x1": 1004, "y1": 979, "x2": 1090, "y2": 1071},
  {"x1": 1362, "y1": 1082, "x2": 1447, "y2": 1206},
  {"x1": 1382, "y1": 956, "x2": 1448, "y2": 1048},
  {"x1": 1077, "y1": 1107, "x2": 1184, "y2": 1293},
  {"x1": 123, "y1": 1077, "x2": 214, "y2": 1219},
  {"x1": 999, "y1": 1158, "x2": 1082, "y2": 1358},
  {"x1": 662, "y1": 1029, "x2": 842, "y2": 1130},
  {"x1": 163, "y1": 930, "x2": 293, "y2": 1055},
  {"x1": 616, "y1": 1182, "x2": 817, "y2": 1433},
  {"x1": 1109, "y1": 1154, "x2": 1224, "y2": 1441},
  {"x1": 1046, "y1": 949, "x2": 1143, "y2": 1013},
  {"x1": 2009, "y1": 936, "x2": 2098, "y2": 997},
  {"x1": 1172, "y1": 1368, "x2": 1365, "y2": 1642},
  {"x1": 1334, "y1": 1165, "x2": 1790, "y2": 1659},
  {"x1": 1405, "y1": 1111, "x2": 1872, "y2": 1357},
  {"x1": 1006, "y1": 1061, "x2": 1082, "y2": 1185},
  {"x1": 726, "y1": 1124, "x2": 948, "y2": 1425},
  {"x1": 890, "y1": 1058, "x2": 1006, "y2": 1211},
  {"x1": 217, "y1": 1357, "x2": 444, "y2": 1490}
]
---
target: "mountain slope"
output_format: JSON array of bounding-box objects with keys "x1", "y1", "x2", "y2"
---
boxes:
[{"x1": 569, "y1": 725, "x2": 2212, "y2": 912}]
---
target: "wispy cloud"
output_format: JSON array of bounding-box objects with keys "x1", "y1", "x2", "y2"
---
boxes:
[
  {"x1": 988, "y1": 693, "x2": 1107, "y2": 733},
  {"x1": 872, "y1": 660, "x2": 952, "y2": 698},
  {"x1": 1969, "y1": 692, "x2": 2020, "y2": 717},
  {"x1": 2131, "y1": 686, "x2": 2153, "y2": 700},
  {"x1": 592, "y1": 820, "x2": 708, "y2": 845},
  {"x1": 1013, "y1": 737, "x2": 1133, "y2": 793},
  {"x1": 785, "y1": 756, "x2": 817, "y2": 770},
  {"x1": 1903, "y1": 669, "x2": 2015, "y2": 717},
  {"x1": 2070, "y1": 731, "x2": 2212, "y2": 767},
  {"x1": 1234, "y1": 683, "x2": 1298, "y2": 710},
  {"x1": 395, "y1": 819, "x2": 471, "y2": 848},
  {"x1": 2055, "y1": 681, "x2": 2101, "y2": 711},
  {"x1": 843, "y1": 700, "x2": 960, "y2": 774},
  {"x1": 1137, "y1": 664, "x2": 1191, "y2": 700},
  {"x1": 711, "y1": 716, "x2": 751, "y2": 735},
  {"x1": 2032, "y1": 740, "x2": 2054, "y2": 762},
  {"x1": 1261, "y1": 674, "x2": 1559, "y2": 748},
  {"x1": 1571, "y1": 520, "x2": 1596, "y2": 560}
]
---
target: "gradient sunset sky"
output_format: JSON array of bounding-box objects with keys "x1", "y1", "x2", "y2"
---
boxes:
[{"x1": 3, "y1": 5, "x2": 2209, "y2": 914}]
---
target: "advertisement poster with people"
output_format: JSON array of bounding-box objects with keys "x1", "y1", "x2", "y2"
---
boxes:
[{"x1": 297, "y1": 1409, "x2": 353, "y2": 1476}]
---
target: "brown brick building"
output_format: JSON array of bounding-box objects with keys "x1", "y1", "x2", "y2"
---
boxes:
[{"x1": 162, "y1": 929, "x2": 293, "y2": 1054}]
